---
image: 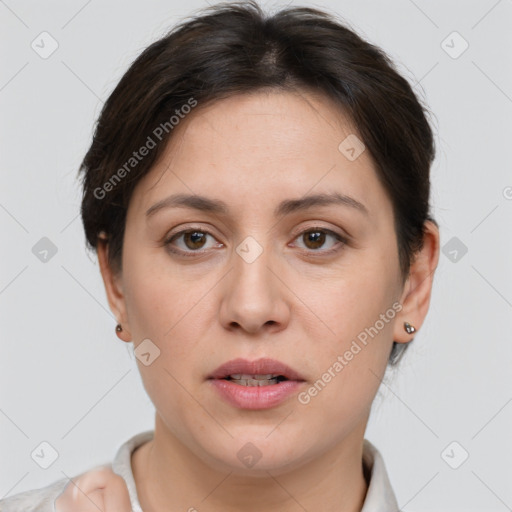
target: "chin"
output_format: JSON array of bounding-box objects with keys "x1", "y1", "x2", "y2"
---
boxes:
[{"x1": 197, "y1": 434, "x2": 311, "y2": 476}]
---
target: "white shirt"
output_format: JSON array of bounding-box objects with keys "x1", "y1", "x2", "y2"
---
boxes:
[{"x1": 0, "y1": 430, "x2": 401, "y2": 511}]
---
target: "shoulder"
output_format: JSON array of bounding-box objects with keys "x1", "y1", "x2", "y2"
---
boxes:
[
  {"x1": 0, "y1": 461, "x2": 118, "y2": 512},
  {"x1": 0, "y1": 431, "x2": 153, "y2": 512},
  {"x1": 0, "y1": 476, "x2": 69, "y2": 512}
]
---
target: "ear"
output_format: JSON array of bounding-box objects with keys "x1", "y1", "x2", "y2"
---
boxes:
[
  {"x1": 97, "y1": 232, "x2": 132, "y2": 342},
  {"x1": 393, "y1": 220, "x2": 440, "y2": 344}
]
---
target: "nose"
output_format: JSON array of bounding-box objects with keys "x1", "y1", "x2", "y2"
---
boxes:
[{"x1": 218, "y1": 241, "x2": 291, "y2": 336}]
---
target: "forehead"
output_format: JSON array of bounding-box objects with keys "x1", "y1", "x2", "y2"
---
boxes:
[{"x1": 129, "y1": 89, "x2": 391, "y2": 223}]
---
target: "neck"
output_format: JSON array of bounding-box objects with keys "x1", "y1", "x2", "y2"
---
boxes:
[{"x1": 132, "y1": 414, "x2": 369, "y2": 512}]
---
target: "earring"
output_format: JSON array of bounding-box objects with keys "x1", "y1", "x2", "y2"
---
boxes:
[
  {"x1": 116, "y1": 323, "x2": 123, "y2": 333},
  {"x1": 403, "y1": 321, "x2": 416, "y2": 334}
]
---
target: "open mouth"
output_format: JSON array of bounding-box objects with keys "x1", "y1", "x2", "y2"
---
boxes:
[
  {"x1": 207, "y1": 359, "x2": 305, "y2": 409},
  {"x1": 222, "y1": 374, "x2": 289, "y2": 386}
]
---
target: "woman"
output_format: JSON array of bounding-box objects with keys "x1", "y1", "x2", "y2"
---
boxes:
[{"x1": 1, "y1": 1, "x2": 439, "y2": 510}]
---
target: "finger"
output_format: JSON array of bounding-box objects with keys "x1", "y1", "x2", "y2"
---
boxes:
[
  {"x1": 54, "y1": 468, "x2": 116, "y2": 512},
  {"x1": 102, "y1": 473, "x2": 132, "y2": 512},
  {"x1": 79, "y1": 488, "x2": 106, "y2": 511},
  {"x1": 74, "y1": 466, "x2": 117, "y2": 494},
  {"x1": 55, "y1": 479, "x2": 105, "y2": 512}
]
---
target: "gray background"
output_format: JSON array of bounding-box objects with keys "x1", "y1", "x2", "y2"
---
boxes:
[{"x1": 1, "y1": 0, "x2": 511, "y2": 510}]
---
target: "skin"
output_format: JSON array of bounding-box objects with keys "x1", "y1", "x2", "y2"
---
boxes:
[
  {"x1": 97, "y1": 88, "x2": 440, "y2": 512},
  {"x1": 54, "y1": 467, "x2": 131, "y2": 511}
]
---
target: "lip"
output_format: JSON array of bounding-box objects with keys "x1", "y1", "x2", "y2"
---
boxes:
[
  {"x1": 207, "y1": 357, "x2": 306, "y2": 410},
  {"x1": 207, "y1": 357, "x2": 305, "y2": 381},
  {"x1": 208, "y1": 379, "x2": 304, "y2": 409}
]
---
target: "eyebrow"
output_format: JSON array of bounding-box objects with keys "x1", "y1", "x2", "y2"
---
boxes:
[{"x1": 145, "y1": 191, "x2": 369, "y2": 219}]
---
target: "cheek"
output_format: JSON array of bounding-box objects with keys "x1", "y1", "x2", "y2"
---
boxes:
[
  {"x1": 315, "y1": 268, "x2": 394, "y2": 337},
  {"x1": 122, "y1": 255, "x2": 220, "y2": 383},
  {"x1": 123, "y1": 250, "x2": 195, "y2": 335},
  {"x1": 122, "y1": 259, "x2": 208, "y2": 414},
  {"x1": 302, "y1": 256, "x2": 398, "y2": 385}
]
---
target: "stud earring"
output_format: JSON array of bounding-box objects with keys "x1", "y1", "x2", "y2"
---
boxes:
[
  {"x1": 403, "y1": 321, "x2": 416, "y2": 334},
  {"x1": 116, "y1": 323, "x2": 123, "y2": 333}
]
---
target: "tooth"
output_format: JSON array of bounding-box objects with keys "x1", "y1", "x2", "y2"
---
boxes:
[
  {"x1": 234, "y1": 378, "x2": 279, "y2": 386},
  {"x1": 228, "y1": 373, "x2": 282, "y2": 380}
]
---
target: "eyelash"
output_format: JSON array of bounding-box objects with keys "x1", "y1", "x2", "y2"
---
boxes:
[{"x1": 164, "y1": 226, "x2": 348, "y2": 258}]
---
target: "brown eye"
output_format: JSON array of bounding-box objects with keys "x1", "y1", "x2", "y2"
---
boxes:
[
  {"x1": 293, "y1": 228, "x2": 347, "y2": 254},
  {"x1": 165, "y1": 229, "x2": 220, "y2": 256},
  {"x1": 302, "y1": 230, "x2": 326, "y2": 250},
  {"x1": 182, "y1": 230, "x2": 208, "y2": 250}
]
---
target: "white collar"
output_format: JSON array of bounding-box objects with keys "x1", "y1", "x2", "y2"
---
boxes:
[{"x1": 112, "y1": 431, "x2": 400, "y2": 512}]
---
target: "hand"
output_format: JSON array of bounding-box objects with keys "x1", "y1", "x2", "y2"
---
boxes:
[{"x1": 54, "y1": 466, "x2": 132, "y2": 512}]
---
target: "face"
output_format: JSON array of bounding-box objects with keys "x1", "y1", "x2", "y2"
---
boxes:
[{"x1": 103, "y1": 89, "x2": 422, "y2": 475}]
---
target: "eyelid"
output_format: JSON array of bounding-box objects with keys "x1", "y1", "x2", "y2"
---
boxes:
[
  {"x1": 290, "y1": 221, "x2": 349, "y2": 240},
  {"x1": 164, "y1": 226, "x2": 221, "y2": 255},
  {"x1": 289, "y1": 226, "x2": 348, "y2": 256}
]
